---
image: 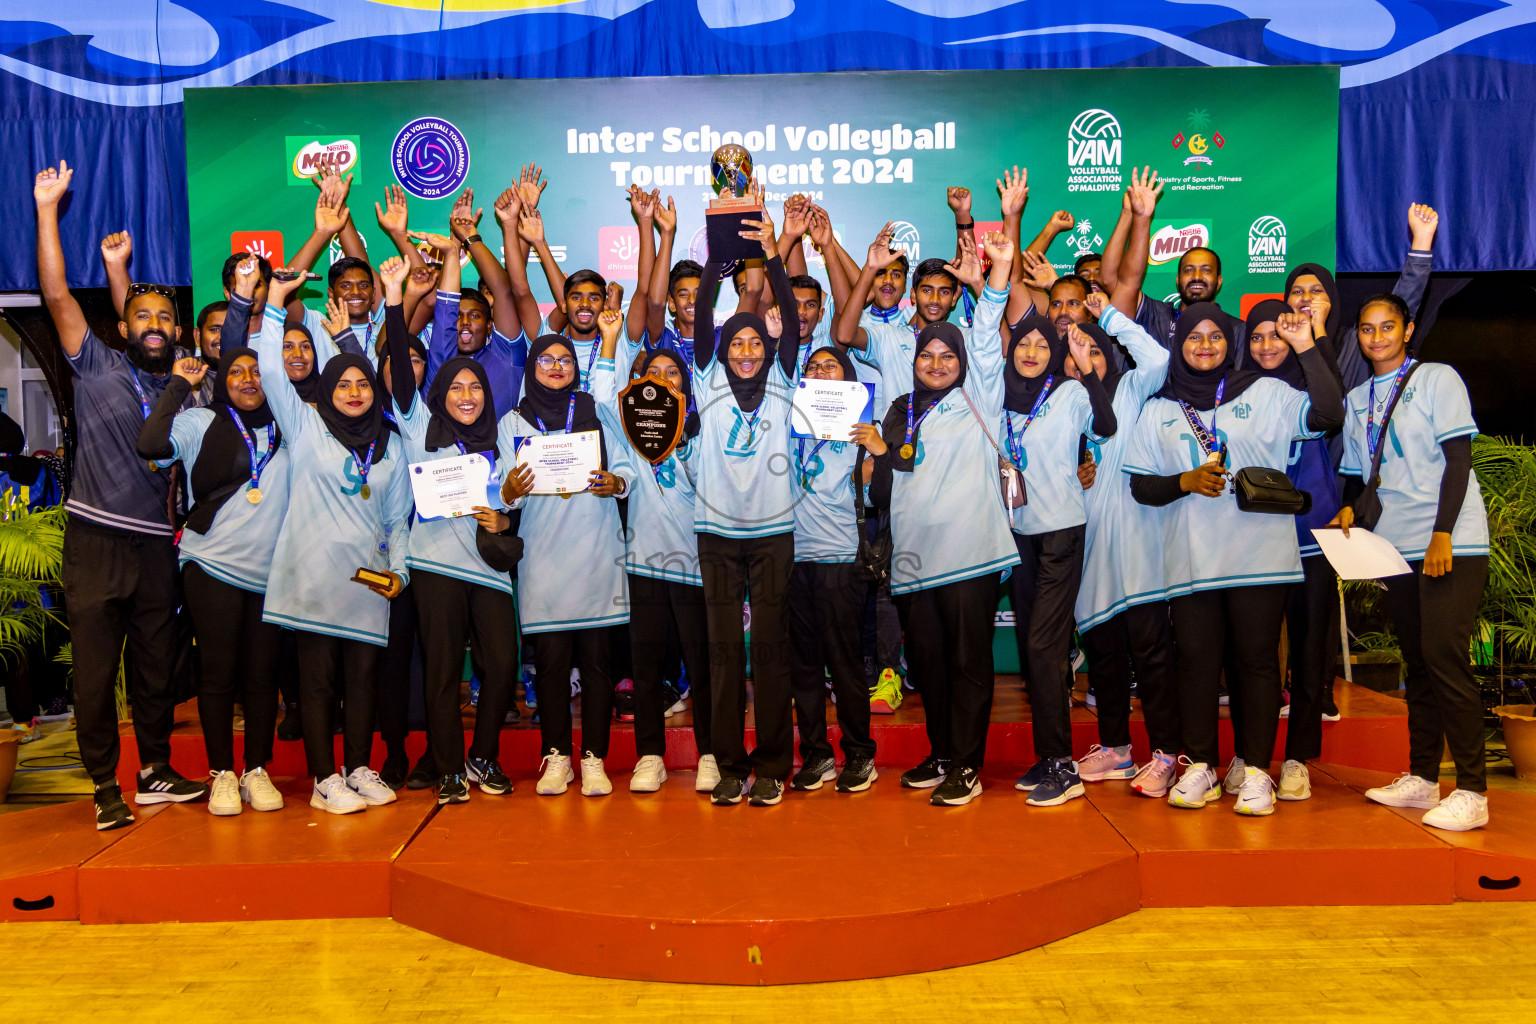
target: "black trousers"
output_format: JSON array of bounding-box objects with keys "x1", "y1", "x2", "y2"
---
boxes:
[
  {"x1": 1081, "y1": 601, "x2": 1180, "y2": 753},
  {"x1": 182, "y1": 562, "x2": 281, "y2": 772},
  {"x1": 1009, "y1": 526, "x2": 1085, "y2": 761},
  {"x1": 627, "y1": 573, "x2": 713, "y2": 759},
  {"x1": 697, "y1": 532, "x2": 795, "y2": 782},
  {"x1": 61, "y1": 519, "x2": 181, "y2": 784},
  {"x1": 376, "y1": 583, "x2": 423, "y2": 759},
  {"x1": 1382, "y1": 556, "x2": 1489, "y2": 792},
  {"x1": 412, "y1": 570, "x2": 517, "y2": 776},
  {"x1": 862, "y1": 580, "x2": 904, "y2": 680},
  {"x1": 1170, "y1": 584, "x2": 1288, "y2": 768},
  {"x1": 532, "y1": 627, "x2": 615, "y2": 758},
  {"x1": 896, "y1": 572, "x2": 997, "y2": 768},
  {"x1": 296, "y1": 631, "x2": 382, "y2": 779},
  {"x1": 789, "y1": 562, "x2": 874, "y2": 762},
  {"x1": 1284, "y1": 554, "x2": 1341, "y2": 762}
]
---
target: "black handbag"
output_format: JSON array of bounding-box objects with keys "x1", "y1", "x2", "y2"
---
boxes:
[
  {"x1": 853, "y1": 446, "x2": 892, "y2": 586},
  {"x1": 1352, "y1": 361, "x2": 1421, "y2": 530},
  {"x1": 1234, "y1": 466, "x2": 1312, "y2": 516}
]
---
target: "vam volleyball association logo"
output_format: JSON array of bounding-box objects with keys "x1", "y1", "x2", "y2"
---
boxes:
[
  {"x1": 1247, "y1": 215, "x2": 1287, "y2": 274},
  {"x1": 392, "y1": 117, "x2": 471, "y2": 199},
  {"x1": 1067, "y1": 108, "x2": 1122, "y2": 193}
]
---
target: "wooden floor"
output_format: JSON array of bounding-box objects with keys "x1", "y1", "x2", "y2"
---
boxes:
[{"x1": 5, "y1": 904, "x2": 1534, "y2": 1023}]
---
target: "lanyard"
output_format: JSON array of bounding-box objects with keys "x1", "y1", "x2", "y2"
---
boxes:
[
  {"x1": 1367, "y1": 358, "x2": 1414, "y2": 461},
  {"x1": 230, "y1": 410, "x2": 277, "y2": 490},
  {"x1": 353, "y1": 439, "x2": 377, "y2": 496},
  {"x1": 796, "y1": 438, "x2": 830, "y2": 488},
  {"x1": 1178, "y1": 377, "x2": 1226, "y2": 460},
  {"x1": 127, "y1": 367, "x2": 152, "y2": 421},
  {"x1": 533, "y1": 394, "x2": 577, "y2": 435},
  {"x1": 868, "y1": 304, "x2": 904, "y2": 324},
  {"x1": 902, "y1": 394, "x2": 938, "y2": 457},
  {"x1": 740, "y1": 400, "x2": 764, "y2": 446},
  {"x1": 1003, "y1": 376, "x2": 1053, "y2": 467}
]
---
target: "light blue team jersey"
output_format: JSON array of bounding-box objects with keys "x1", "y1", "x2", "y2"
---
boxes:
[
  {"x1": 496, "y1": 375, "x2": 636, "y2": 633},
  {"x1": 392, "y1": 397, "x2": 514, "y2": 595},
  {"x1": 1076, "y1": 307, "x2": 1171, "y2": 630},
  {"x1": 691, "y1": 356, "x2": 800, "y2": 539},
  {"x1": 1340, "y1": 362, "x2": 1488, "y2": 560},
  {"x1": 888, "y1": 283, "x2": 1019, "y2": 596},
  {"x1": 591, "y1": 358, "x2": 703, "y2": 587},
  {"x1": 158, "y1": 407, "x2": 290, "y2": 594},
  {"x1": 790, "y1": 437, "x2": 859, "y2": 563},
  {"x1": 1124, "y1": 378, "x2": 1319, "y2": 596},
  {"x1": 254, "y1": 308, "x2": 413, "y2": 646},
  {"x1": 1003, "y1": 378, "x2": 1107, "y2": 537},
  {"x1": 853, "y1": 289, "x2": 1006, "y2": 419}
]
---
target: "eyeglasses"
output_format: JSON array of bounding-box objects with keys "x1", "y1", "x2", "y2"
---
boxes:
[
  {"x1": 126, "y1": 282, "x2": 177, "y2": 300},
  {"x1": 535, "y1": 355, "x2": 576, "y2": 370}
]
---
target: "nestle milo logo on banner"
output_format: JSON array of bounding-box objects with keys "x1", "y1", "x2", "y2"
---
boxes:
[
  {"x1": 1148, "y1": 223, "x2": 1211, "y2": 265},
  {"x1": 286, "y1": 136, "x2": 360, "y2": 184},
  {"x1": 1067, "y1": 109, "x2": 1123, "y2": 193}
]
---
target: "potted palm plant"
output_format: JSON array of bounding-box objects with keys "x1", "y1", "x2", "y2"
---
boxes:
[
  {"x1": 0, "y1": 493, "x2": 67, "y2": 801},
  {"x1": 1473, "y1": 436, "x2": 1536, "y2": 779}
]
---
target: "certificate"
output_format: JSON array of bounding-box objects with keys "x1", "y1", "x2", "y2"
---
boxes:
[
  {"x1": 409, "y1": 452, "x2": 501, "y2": 522},
  {"x1": 514, "y1": 429, "x2": 602, "y2": 495},
  {"x1": 1310, "y1": 527, "x2": 1413, "y2": 580},
  {"x1": 789, "y1": 379, "x2": 875, "y2": 440}
]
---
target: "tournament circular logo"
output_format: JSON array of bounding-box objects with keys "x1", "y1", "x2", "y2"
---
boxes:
[{"x1": 391, "y1": 117, "x2": 471, "y2": 200}]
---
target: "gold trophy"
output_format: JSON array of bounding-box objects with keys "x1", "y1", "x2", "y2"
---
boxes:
[{"x1": 705, "y1": 144, "x2": 764, "y2": 263}]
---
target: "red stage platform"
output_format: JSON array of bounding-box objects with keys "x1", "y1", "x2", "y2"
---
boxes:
[{"x1": 5, "y1": 681, "x2": 1529, "y2": 984}]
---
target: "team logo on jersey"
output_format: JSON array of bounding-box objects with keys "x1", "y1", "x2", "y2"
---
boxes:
[
  {"x1": 391, "y1": 117, "x2": 470, "y2": 199},
  {"x1": 286, "y1": 136, "x2": 359, "y2": 185},
  {"x1": 887, "y1": 221, "x2": 921, "y2": 262},
  {"x1": 1148, "y1": 223, "x2": 1211, "y2": 265},
  {"x1": 1067, "y1": 108, "x2": 1122, "y2": 193},
  {"x1": 1247, "y1": 216, "x2": 1287, "y2": 274}
]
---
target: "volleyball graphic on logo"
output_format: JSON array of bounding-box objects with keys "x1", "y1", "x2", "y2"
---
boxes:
[
  {"x1": 1068, "y1": 108, "x2": 1122, "y2": 144},
  {"x1": 391, "y1": 117, "x2": 471, "y2": 200}
]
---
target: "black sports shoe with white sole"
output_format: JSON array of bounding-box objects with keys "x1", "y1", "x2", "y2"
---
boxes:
[
  {"x1": 95, "y1": 782, "x2": 135, "y2": 831},
  {"x1": 711, "y1": 776, "x2": 748, "y2": 805},
  {"x1": 900, "y1": 755, "x2": 950, "y2": 789},
  {"x1": 931, "y1": 766, "x2": 982, "y2": 806},
  {"x1": 836, "y1": 757, "x2": 878, "y2": 792},
  {"x1": 437, "y1": 774, "x2": 470, "y2": 805},
  {"x1": 748, "y1": 777, "x2": 784, "y2": 806},
  {"x1": 134, "y1": 763, "x2": 209, "y2": 805},
  {"x1": 790, "y1": 756, "x2": 836, "y2": 791},
  {"x1": 466, "y1": 756, "x2": 513, "y2": 795}
]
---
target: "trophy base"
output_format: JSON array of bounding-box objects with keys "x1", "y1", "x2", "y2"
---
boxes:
[{"x1": 705, "y1": 199, "x2": 766, "y2": 264}]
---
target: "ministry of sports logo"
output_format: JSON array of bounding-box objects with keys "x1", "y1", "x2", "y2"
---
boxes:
[
  {"x1": 1247, "y1": 215, "x2": 1287, "y2": 274},
  {"x1": 888, "y1": 221, "x2": 921, "y2": 262},
  {"x1": 392, "y1": 117, "x2": 470, "y2": 200},
  {"x1": 1067, "y1": 108, "x2": 1122, "y2": 193}
]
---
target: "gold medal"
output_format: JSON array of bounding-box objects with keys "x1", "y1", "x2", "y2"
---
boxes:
[
  {"x1": 146, "y1": 460, "x2": 159, "y2": 473},
  {"x1": 899, "y1": 443, "x2": 914, "y2": 459},
  {"x1": 247, "y1": 488, "x2": 263, "y2": 505},
  {"x1": 360, "y1": 484, "x2": 372, "y2": 500},
  {"x1": 559, "y1": 492, "x2": 573, "y2": 500}
]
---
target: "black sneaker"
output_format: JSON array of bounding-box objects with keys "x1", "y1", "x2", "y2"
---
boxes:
[
  {"x1": 94, "y1": 782, "x2": 135, "y2": 831},
  {"x1": 931, "y1": 766, "x2": 982, "y2": 807},
  {"x1": 405, "y1": 755, "x2": 437, "y2": 790},
  {"x1": 836, "y1": 757, "x2": 878, "y2": 793},
  {"x1": 276, "y1": 702, "x2": 303, "y2": 742},
  {"x1": 134, "y1": 763, "x2": 209, "y2": 806},
  {"x1": 380, "y1": 752, "x2": 409, "y2": 791},
  {"x1": 790, "y1": 756, "x2": 836, "y2": 791},
  {"x1": 503, "y1": 703, "x2": 522, "y2": 724},
  {"x1": 748, "y1": 776, "x2": 784, "y2": 806},
  {"x1": 711, "y1": 776, "x2": 747, "y2": 806},
  {"x1": 466, "y1": 756, "x2": 513, "y2": 795},
  {"x1": 900, "y1": 755, "x2": 950, "y2": 789},
  {"x1": 437, "y1": 774, "x2": 470, "y2": 805}
]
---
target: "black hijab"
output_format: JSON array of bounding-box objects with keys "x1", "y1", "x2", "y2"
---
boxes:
[
  {"x1": 719, "y1": 311, "x2": 773, "y2": 412},
  {"x1": 1154, "y1": 302, "x2": 1263, "y2": 408},
  {"x1": 1004, "y1": 314, "x2": 1066, "y2": 413},
  {"x1": 1244, "y1": 299, "x2": 1305, "y2": 388},
  {"x1": 0, "y1": 412, "x2": 39, "y2": 484},
  {"x1": 1079, "y1": 321, "x2": 1125, "y2": 399},
  {"x1": 1283, "y1": 262, "x2": 1341, "y2": 341},
  {"x1": 520, "y1": 335, "x2": 605, "y2": 461},
  {"x1": 425, "y1": 356, "x2": 498, "y2": 455},
  {"x1": 316, "y1": 352, "x2": 391, "y2": 452},
  {"x1": 376, "y1": 332, "x2": 429, "y2": 397},
  {"x1": 803, "y1": 345, "x2": 858, "y2": 382},
  {"x1": 879, "y1": 321, "x2": 967, "y2": 473},
  {"x1": 286, "y1": 323, "x2": 323, "y2": 404},
  {"x1": 642, "y1": 348, "x2": 699, "y2": 441},
  {"x1": 185, "y1": 346, "x2": 282, "y2": 535}
]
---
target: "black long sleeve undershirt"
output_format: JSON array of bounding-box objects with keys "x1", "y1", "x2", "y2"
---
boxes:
[
  {"x1": 1080, "y1": 371, "x2": 1117, "y2": 439},
  {"x1": 692, "y1": 256, "x2": 800, "y2": 374},
  {"x1": 1434, "y1": 435, "x2": 1472, "y2": 534},
  {"x1": 137, "y1": 375, "x2": 193, "y2": 461},
  {"x1": 222, "y1": 290, "x2": 254, "y2": 351},
  {"x1": 383, "y1": 301, "x2": 416, "y2": 416},
  {"x1": 1296, "y1": 346, "x2": 1345, "y2": 434},
  {"x1": 1130, "y1": 471, "x2": 1186, "y2": 507}
]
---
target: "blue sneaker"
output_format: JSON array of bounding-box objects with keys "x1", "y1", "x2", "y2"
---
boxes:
[
  {"x1": 1025, "y1": 758, "x2": 1086, "y2": 807},
  {"x1": 469, "y1": 676, "x2": 481, "y2": 708},
  {"x1": 522, "y1": 668, "x2": 537, "y2": 710},
  {"x1": 1014, "y1": 758, "x2": 1050, "y2": 792},
  {"x1": 675, "y1": 663, "x2": 690, "y2": 699}
]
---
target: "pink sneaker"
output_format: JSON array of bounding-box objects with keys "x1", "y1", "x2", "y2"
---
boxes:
[
  {"x1": 1076, "y1": 744, "x2": 1136, "y2": 782},
  {"x1": 1130, "y1": 750, "x2": 1177, "y2": 798}
]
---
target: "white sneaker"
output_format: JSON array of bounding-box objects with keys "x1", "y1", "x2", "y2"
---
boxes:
[
  {"x1": 664, "y1": 697, "x2": 688, "y2": 717},
  {"x1": 1279, "y1": 704, "x2": 1291, "y2": 718},
  {"x1": 310, "y1": 773, "x2": 366, "y2": 814},
  {"x1": 208, "y1": 770, "x2": 242, "y2": 816},
  {"x1": 1233, "y1": 766, "x2": 1277, "y2": 816},
  {"x1": 695, "y1": 754, "x2": 721, "y2": 793},
  {"x1": 1322, "y1": 710, "x2": 1342, "y2": 722},
  {"x1": 629, "y1": 754, "x2": 667, "y2": 793},
  {"x1": 1421, "y1": 789, "x2": 1489, "y2": 832},
  {"x1": 580, "y1": 753, "x2": 612, "y2": 797},
  {"x1": 1222, "y1": 757, "x2": 1248, "y2": 794},
  {"x1": 1364, "y1": 772, "x2": 1441, "y2": 809},
  {"x1": 536, "y1": 750, "x2": 575, "y2": 795},
  {"x1": 239, "y1": 766, "x2": 284, "y2": 812},
  {"x1": 1168, "y1": 760, "x2": 1221, "y2": 809},
  {"x1": 346, "y1": 766, "x2": 397, "y2": 806},
  {"x1": 569, "y1": 667, "x2": 582, "y2": 696},
  {"x1": 1277, "y1": 759, "x2": 1311, "y2": 801}
]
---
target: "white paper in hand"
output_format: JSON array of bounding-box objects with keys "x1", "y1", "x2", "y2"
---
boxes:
[
  {"x1": 790, "y1": 379, "x2": 875, "y2": 440},
  {"x1": 409, "y1": 452, "x2": 500, "y2": 522},
  {"x1": 1310, "y1": 527, "x2": 1413, "y2": 580}
]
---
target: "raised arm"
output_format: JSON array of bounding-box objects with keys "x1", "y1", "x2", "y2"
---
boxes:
[
  {"x1": 1066, "y1": 324, "x2": 1117, "y2": 439},
  {"x1": 946, "y1": 186, "x2": 973, "y2": 266},
  {"x1": 779, "y1": 194, "x2": 812, "y2": 278},
  {"x1": 379, "y1": 256, "x2": 417, "y2": 417},
  {"x1": 100, "y1": 231, "x2": 132, "y2": 320},
  {"x1": 626, "y1": 186, "x2": 658, "y2": 343},
  {"x1": 374, "y1": 184, "x2": 426, "y2": 271},
  {"x1": 1097, "y1": 192, "x2": 1133, "y2": 293},
  {"x1": 646, "y1": 196, "x2": 678, "y2": 343},
  {"x1": 593, "y1": 308, "x2": 625, "y2": 406},
  {"x1": 33, "y1": 162, "x2": 87, "y2": 357},
  {"x1": 138, "y1": 358, "x2": 204, "y2": 461},
  {"x1": 694, "y1": 260, "x2": 724, "y2": 371},
  {"x1": 519, "y1": 207, "x2": 566, "y2": 331},
  {"x1": 1110, "y1": 167, "x2": 1162, "y2": 319},
  {"x1": 492, "y1": 187, "x2": 542, "y2": 336},
  {"x1": 1276, "y1": 312, "x2": 1345, "y2": 434},
  {"x1": 808, "y1": 205, "x2": 850, "y2": 318},
  {"x1": 249, "y1": 280, "x2": 306, "y2": 437},
  {"x1": 286, "y1": 176, "x2": 352, "y2": 319},
  {"x1": 451, "y1": 191, "x2": 522, "y2": 342},
  {"x1": 321, "y1": 170, "x2": 381, "y2": 314},
  {"x1": 833, "y1": 223, "x2": 901, "y2": 352}
]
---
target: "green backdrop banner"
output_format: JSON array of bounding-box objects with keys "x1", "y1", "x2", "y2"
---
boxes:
[{"x1": 185, "y1": 67, "x2": 1337, "y2": 320}]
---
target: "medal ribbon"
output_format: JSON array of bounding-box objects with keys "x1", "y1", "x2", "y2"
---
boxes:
[
  {"x1": 1003, "y1": 375, "x2": 1053, "y2": 468},
  {"x1": 902, "y1": 394, "x2": 938, "y2": 455},
  {"x1": 533, "y1": 394, "x2": 578, "y2": 435},
  {"x1": 796, "y1": 438, "x2": 830, "y2": 488},
  {"x1": 353, "y1": 439, "x2": 377, "y2": 493},
  {"x1": 1177, "y1": 377, "x2": 1226, "y2": 461},
  {"x1": 127, "y1": 367, "x2": 153, "y2": 420},
  {"x1": 229, "y1": 409, "x2": 277, "y2": 492},
  {"x1": 1367, "y1": 358, "x2": 1414, "y2": 464}
]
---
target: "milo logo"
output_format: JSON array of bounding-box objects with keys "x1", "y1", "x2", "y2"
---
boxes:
[{"x1": 286, "y1": 136, "x2": 360, "y2": 185}]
